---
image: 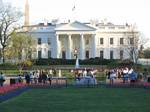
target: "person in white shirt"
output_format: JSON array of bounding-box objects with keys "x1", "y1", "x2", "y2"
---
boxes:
[
  {"x1": 110, "y1": 69, "x2": 116, "y2": 85},
  {"x1": 30, "y1": 71, "x2": 34, "y2": 84},
  {"x1": 123, "y1": 67, "x2": 129, "y2": 83},
  {"x1": 83, "y1": 68, "x2": 87, "y2": 77},
  {"x1": 34, "y1": 70, "x2": 39, "y2": 84}
]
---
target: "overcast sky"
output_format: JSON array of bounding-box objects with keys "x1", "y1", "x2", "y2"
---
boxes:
[{"x1": 3, "y1": 0, "x2": 150, "y2": 46}]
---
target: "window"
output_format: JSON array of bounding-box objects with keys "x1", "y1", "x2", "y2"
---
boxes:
[
  {"x1": 110, "y1": 38, "x2": 113, "y2": 45},
  {"x1": 100, "y1": 38, "x2": 104, "y2": 45},
  {"x1": 48, "y1": 38, "x2": 51, "y2": 45},
  {"x1": 86, "y1": 50, "x2": 89, "y2": 59},
  {"x1": 62, "y1": 51, "x2": 66, "y2": 59},
  {"x1": 130, "y1": 38, "x2": 134, "y2": 45},
  {"x1": 118, "y1": 26, "x2": 125, "y2": 29},
  {"x1": 38, "y1": 38, "x2": 41, "y2": 45},
  {"x1": 48, "y1": 50, "x2": 51, "y2": 58},
  {"x1": 99, "y1": 27, "x2": 105, "y2": 29},
  {"x1": 38, "y1": 51, "x2": 42, "y2": 59},
  {"x1": 110, "y1": 50, "x2": 113, "y2": 59},
  {"x1": 100, "y1": 51, "x2": 104, "y2": 59},
  {"x1": 86, "y1": 39, "x2": 89, "y2": 45},
  {"x1": 120, "y1": 50, "x2": 123, "y2": 60},
  {"x1": 109, "y1": 27, "x2": 115, "y2": 29},
  {"x1": 120, "y1": 38, "x2": 124, "y2": 45}
]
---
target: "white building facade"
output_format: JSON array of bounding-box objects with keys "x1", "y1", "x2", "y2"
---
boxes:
[{"x1": 22, "y1": 21, "x2": 138, "y2": 60}]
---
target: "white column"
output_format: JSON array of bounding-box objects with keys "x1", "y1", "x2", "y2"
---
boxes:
[
  {"x1": 80, "y1": 34, "x2": 85, "y2": 60},
  {"x1": 67, "y1": 34, "x2": 72, "y2": 59},
  {"x1": 54, "y1": 34, "x2": 59, "y2": 58},
  {"x1": 92, "y1": 34, "x2": 96, "y2": 58}
]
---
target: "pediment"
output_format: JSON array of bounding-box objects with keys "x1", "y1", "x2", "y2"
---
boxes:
[{"x1": 55, "y1": 21, "x2": 96, "y2": 31}]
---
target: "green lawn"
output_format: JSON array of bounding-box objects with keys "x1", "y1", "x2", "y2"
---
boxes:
[{"x1": 0, "y1": 88, "x2": 150, "y2": 112}]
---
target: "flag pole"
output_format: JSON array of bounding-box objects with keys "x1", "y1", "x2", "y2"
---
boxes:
[{"x1": 71, "y1": 0, "x2": 76, "y2": 22}]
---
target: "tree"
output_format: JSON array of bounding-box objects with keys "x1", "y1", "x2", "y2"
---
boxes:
[
  {"x1": 138, "y1": 45, "x2": 145, "y2": 58},
  {"x1": 5, "y1": 33, "x2": 37, "y2": 63},
  {"x1": 124, "y1": 24, "x2": 149, "y2": 64},
  {"x1": 143, "y1": 48, "x2": 150, "y2": 59},
  {"x1": 0, "y1": 3, "x2": 22, "y2": 63}
]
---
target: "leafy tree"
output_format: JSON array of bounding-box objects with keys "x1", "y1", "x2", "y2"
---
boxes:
[
  {"x1": 0, "y1": 3, "x2": 22, "y2": 63},
  {"x1": 5, "y1": 33, "x2": 37, "y2": 63}
]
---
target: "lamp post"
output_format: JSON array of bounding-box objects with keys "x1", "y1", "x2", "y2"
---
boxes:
[{"x1": 74, "y1": 49, "x2": 78, "y2": 59}]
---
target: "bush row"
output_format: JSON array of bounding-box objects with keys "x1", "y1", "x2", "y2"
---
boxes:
[
  {"x1": 0, "y1": 63, "x2": 18, "y2": 70},
  {"x1": 0, "y1": 58, "x2": 142, "y2": 70},
  {"x1": 33, "y1": 58, "x2": 134, "y2": 66}
]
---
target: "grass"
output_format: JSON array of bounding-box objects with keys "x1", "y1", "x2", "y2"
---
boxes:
[{"x1": 0, "y1": 87, "x2": 150, "y2": 112}]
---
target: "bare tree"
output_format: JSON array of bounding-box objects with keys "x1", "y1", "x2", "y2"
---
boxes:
[
  {"x1": 124, "y1": 24, "x2": 149, "y2": 64},
  {"x1": 90, "y1": 19, "x2": 99, "y2": 26},
  {"x1": 0, "y1": 3, "x2": 22, "y2": 63}
]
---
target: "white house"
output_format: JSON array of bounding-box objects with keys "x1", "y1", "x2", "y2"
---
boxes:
[{"x1": 21, "y1": 20, "x2": 139, "y2": 60}]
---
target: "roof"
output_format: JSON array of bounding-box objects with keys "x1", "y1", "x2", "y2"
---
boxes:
[{"x1": 55, "y1": 21, "x2": 96, "y2": 31}]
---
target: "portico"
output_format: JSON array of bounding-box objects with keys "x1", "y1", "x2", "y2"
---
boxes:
[{"x1": 54, "y1": 21, "x2": 96, "y2": 59}]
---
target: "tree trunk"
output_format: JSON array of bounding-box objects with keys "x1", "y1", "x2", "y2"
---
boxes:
[{"x1": 2, "y1": 47, "x2": 5, "y2": 63}]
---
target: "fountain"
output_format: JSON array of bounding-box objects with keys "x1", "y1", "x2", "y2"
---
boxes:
[
  {"x1": 75, "y1": 57, "x2": 79, "y2": 68},
  {"x1": 74, "y1": 49, "x2": 79, "y2": 68}
]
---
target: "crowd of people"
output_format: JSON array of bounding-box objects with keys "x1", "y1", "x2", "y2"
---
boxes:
[
  {"x1": 75, "y1": 68, "x2": 97, "y2": 85},
  {"x1": 23, "y1": 69, "x2": 57, "y2": 85},
  {"x1": 106, "y1": 67, "x2": 150, "y2": 85},
  {"x1": 22, "y1": 68, "x2": 98, "y2": 85},
  {"x1": 0, "y1": 66, "x2": 150, "y2": 87}
]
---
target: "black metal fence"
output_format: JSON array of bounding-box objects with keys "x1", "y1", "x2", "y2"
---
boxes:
[{"x1": 3, "y1": 76, "x2": 150, "y2": 89}]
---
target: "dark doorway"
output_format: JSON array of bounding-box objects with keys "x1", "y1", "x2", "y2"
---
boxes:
[
  {"x1": 62, "y1": 51, "x2": 66, "y2": 59},
  {"x1": 86, "y1": 50, "x2": 89, "y2": 59},
  {"x1": 48, "y1": 50, "x2": 51, "y2": 58},
  {"x1": 100, "y1": 51, "x2": 104, "y2": 59},
  {"x1": 110, "y1": 50, "x2": 114, "y2": 59}
]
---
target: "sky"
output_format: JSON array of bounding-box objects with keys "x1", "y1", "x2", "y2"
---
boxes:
[{"x1": 3, "y1": 0, "x2": 150, "y2": 47}]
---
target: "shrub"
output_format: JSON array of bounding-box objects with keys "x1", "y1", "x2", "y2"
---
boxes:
[
  {"x1": 19, "y1": 60, "x2": 33, "y2": 70},
  {"x1": 33, "y1": 58, "x2": 121, "y2": 65},
  {"x1": 0, "y1": 63, "x2": 18, "y2": 70}
]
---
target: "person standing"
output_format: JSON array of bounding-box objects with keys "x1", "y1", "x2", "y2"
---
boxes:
[
  {"x1": 110, "y1": 69, "x2": 116, "y2": 85},
  {"x1": 83, "y1": 68, "x2": 87, "y2": 77},
  {"x1": 143, "y1": 68, "x2": 149, "y2": 82},
  {"x1": 25, "y1": 72, "x2": 30, "y2": 85},
  {"x1": 42, "y1": 71, "x2": 47, "y2": 84},
  {"x1": 0, "y1": 72, "x2": 5, "y2": 86},
  {"x1": 129, "y1": 68, "x2": 137, "y2": 86},
  {"x1": 34, "y1": 70, "x2": 39, "y2": 84},
  {"x1": 18, "y1": 74, "x2": 23, "y2": 83},
  {"x1": 123, "y1": 67, "x2": 129, "y2": 83}
]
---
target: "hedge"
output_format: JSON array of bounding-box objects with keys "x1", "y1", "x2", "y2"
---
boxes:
[
  {"x1": 33, "y1": 58, "x2": 133, "y2": 66},
  {"x1": 0, "y1": 58, "x2": 141, "y2": 70}
]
